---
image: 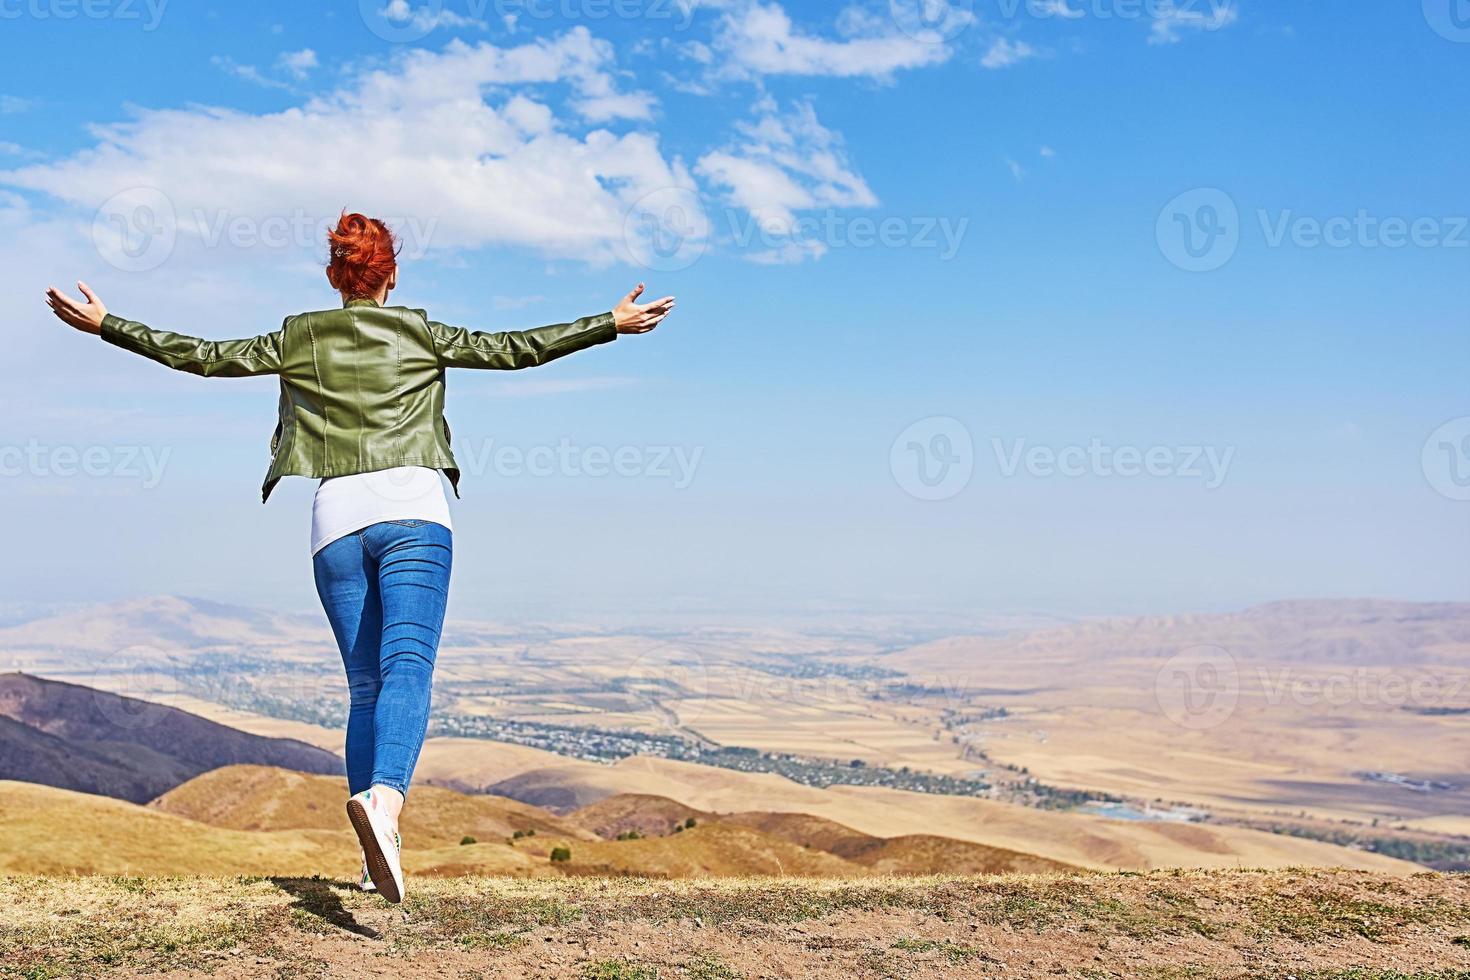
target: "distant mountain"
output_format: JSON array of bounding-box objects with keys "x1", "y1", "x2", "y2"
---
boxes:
[
  {"x1": 0, "y1": 595, "x2": 332, "y2": 664},
  {"x1": 0, "y1": 673, "x2": 342, "y2": 803},
  {"x1": 887, "y1": 598, "x2": 1470, "y2": 673}
]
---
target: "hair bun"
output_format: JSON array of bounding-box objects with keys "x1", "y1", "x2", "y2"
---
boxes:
[{"x1": 326, "y1": 211, "x2": 398, "y2": 299}]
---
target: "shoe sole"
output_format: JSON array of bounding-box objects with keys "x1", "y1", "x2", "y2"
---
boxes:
[{"x1": 346, "y1": 798, "x2": 402, "y2": 904}]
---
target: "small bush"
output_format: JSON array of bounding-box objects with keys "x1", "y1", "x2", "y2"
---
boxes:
[
  {"x1": 550, "y1": 846, "x2": 572, "y2": 863},
  {"x1": 459, "y1": 835, "x2": 477, "y2": 846},
  {"x1": 684, "y1": 817, "x2": 697, "y2": 829}
]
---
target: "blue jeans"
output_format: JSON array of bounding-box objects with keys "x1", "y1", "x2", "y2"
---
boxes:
[{"x1": 313, "y1": 520, "x2": 452, "y2": 798}]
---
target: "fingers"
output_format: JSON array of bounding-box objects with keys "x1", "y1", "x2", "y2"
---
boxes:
[
  {"x1": 44, "y1": 286, "x2": 96, "y2": 331},
  {"x1": 622, "y1": 282, "x2": 645, "y2": 305},
  {"x1": 629, "y1": 300, "x2": 675, "y2": 333},
  {"x1": 45, "y1": 296, "x2": 82, "y2": 328},
  {"x1": 46, "y1": 286, "x2": 82, "y2": 313},
  {"x1": 76, "y1": 280, "x2": 99, "y2": 305}
]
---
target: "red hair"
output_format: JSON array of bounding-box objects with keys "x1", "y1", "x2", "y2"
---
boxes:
[{"x1": 326, "y1": 211, "x2": 398, "y2": 299}]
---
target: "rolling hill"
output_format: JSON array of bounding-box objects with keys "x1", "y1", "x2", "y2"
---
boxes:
[
  {"x1": 151, "y1": 765, "x2": 598, "y2": 845},
  {"x1": 146, "y1": 766, "x2": 1076, "y2": 879},
  {"x1": 0, "y1": 673, "x2": 342, "y2": 802},
  {"x1": 569, "y1": 794, "x2": 1078, "y2": 874},
  {"x1": 0, "y1": 780, "x2": 358, "y2": 876}
]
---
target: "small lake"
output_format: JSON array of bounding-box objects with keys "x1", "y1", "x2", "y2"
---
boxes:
[{"x1": 1076, "y1": 802, "x2": 1206, "y2": 823}]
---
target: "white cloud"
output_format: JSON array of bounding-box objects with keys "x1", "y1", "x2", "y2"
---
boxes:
[
  {"x1": 2, "y1": 32, "x2": 682, "y2": 265},
  {"x1": 1, "y1": 96, "x2": 33, "y2": 114},
  {"x1": 981, "y1": 38, "x2": 1038, "y2": 69},
  {"x1": 712, "y1": 1, "x2": 956, "y2": 79},
  {"x1": 212, "y1": 49, "x2": 318, "y2": 90},
  {"x1": 211, "y1": 56, "x2": 292, "y2": 91},
  {"x1": 1006, "y1": 157, "x2": 1026, "y2": 182},
  {"x1": 276, "y1": 49, "x2": 319, "y2": 80},
  {"x1": 381, "y1": 0, "x2": 486, "y2": 34},
  {"x1": 1149, "y1": 1, "x2": 1239, "y2": 44},
  {"x1": 1035, "y1": 0, "x2": 1083, "y2": 18},
  {"x1": 1039, "y1": 145, "x2": 1055, "y2": 158},
  {"x1": 697, "y1": 99, "x2": 877, "y2": 263}
]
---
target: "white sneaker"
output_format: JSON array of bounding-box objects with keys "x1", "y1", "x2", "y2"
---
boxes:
[
  {"x1": 346, "y1": 788, "x2": 404, "y2": 903},
  {"x1": 357, "y1": 852, "x2": 377, "y2": 892}
]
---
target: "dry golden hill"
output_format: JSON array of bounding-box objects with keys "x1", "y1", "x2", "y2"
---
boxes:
[
  {"x1": 5, "y1": 870, "x2": 1469, "y2": 979},
  {"x1": 717, "y1": 811, "x2": 1076, "y2": 875},
  {"x1": 570, "y1": 794, "x2": 1078, "y2": 874},
  {"x1": 2, "y1": 779, "x2": 552, "y2": 878},
  {"x1": 150, "y1": 765, "x2": 597, "y2": 846},
  {"x1": 436, "y1": 823, "x2": 866, "y2": 879},
  {"x1": 0, "y1": 780, "x2": 356, "y2": 876},
  {"x1": 9, "y1": 770, "x2": 1017, "y2": 881},
  {"x1": 566, "y1": 792, "x2": 705, "y2": 839}
]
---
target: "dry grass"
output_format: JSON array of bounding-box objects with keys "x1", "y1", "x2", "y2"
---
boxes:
[{"x1": 3, "y1": 869, "x2": 1468, "y2": 979}]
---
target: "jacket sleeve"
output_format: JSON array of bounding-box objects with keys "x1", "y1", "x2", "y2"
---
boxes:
[
  {"x1": 427, "y1": 312, "x2": 617, "y2": 370},
  {"x1": 99, "y1": 313, "x2": 284, "y2": 378}
]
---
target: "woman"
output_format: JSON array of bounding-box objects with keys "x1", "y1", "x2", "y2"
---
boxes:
[{"x1": 44, "y1": 212, "x2": 675, "y2": 903}]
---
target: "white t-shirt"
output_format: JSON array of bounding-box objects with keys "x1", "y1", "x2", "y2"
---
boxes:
[{"x1": 310, "y1": 466, "x2": 453, "y2": 555}]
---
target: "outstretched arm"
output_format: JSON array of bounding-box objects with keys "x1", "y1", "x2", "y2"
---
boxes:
[
  {"x1": 429, "y1": 282, "x2": 675, "y2": 370},
  {"x1": 46, "y1": 281, "x2": 282, "y2": 378}
]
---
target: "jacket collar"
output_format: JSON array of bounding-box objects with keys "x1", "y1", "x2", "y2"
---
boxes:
[{"x1": 344, "y1": 297, "x2": 381, "y2": 309}]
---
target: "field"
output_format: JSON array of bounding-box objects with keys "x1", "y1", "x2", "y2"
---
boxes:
[
  {"x1": 887, "y1": 601, "x2": 1470, "y2": 825},
  {"x1": 4, "y1": 870, "x2": 1470, "y2": 979}
]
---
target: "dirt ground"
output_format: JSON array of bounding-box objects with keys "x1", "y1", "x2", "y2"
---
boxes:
[{"x1": 3, "y1": 869, "x2": 1469, "y2": 979}]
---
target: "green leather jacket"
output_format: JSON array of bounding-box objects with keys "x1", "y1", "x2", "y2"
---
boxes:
[{"x1": 99, "y1": 298, "x2": 617, "y2": 501}]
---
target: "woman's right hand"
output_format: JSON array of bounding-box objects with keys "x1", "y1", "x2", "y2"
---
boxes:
[
  {"x1": 613, "y1": 283, "x2": 675, "y2": 335},
  {"x1": 45, "y1": 281, "x2": 108, "y2": 336}
]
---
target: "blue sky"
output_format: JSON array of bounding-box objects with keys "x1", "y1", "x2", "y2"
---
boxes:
[{"x1": 1, "y1": 0, "x2": 1466, "y2": 623}]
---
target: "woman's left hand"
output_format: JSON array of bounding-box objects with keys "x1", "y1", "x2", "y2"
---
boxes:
[
  {"x1": 613, "y1": 283, "x2": 675, "y2": 335},
  {"x1": 45, "y1": 281, "x2": 108, "y2": 335}
]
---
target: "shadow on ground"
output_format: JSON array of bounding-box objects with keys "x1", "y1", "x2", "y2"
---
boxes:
[{"x1": 270, "y1": 877, "x2": 380, "y2": 939}]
